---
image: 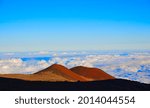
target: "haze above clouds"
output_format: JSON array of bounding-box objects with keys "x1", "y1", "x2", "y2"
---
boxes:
[{"x1": 0, "y1": 50, "x2": 150, "y2": 84}]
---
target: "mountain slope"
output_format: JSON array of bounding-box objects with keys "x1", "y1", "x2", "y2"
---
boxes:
[
  {"x1": 0, "y1": 77, "x2": 149, "y2": 91},
  {"x1": 71, "y1": 66, "x2": 115, "y2": 80},
  {"x1": 35, "y1": 64, "x2": 87, "y2": 81},
  {"x1": 0, "y1": 64, "x2": 88, "y2": 82}
]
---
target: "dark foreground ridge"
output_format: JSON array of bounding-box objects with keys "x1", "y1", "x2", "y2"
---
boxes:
[{"x1": 0, "y1": 77, "x2": 149, "y2": 91}]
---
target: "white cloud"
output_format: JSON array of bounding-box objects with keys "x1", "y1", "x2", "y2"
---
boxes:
[
  {"x1": 4, "y1": 53, "x2": 15, "y2": 56},
  {"x1": 36, "y1": 51, "x2": 50, "y2": 55},
  {"x1": 0, "y1": 50, "x2": 150, "y2": 83},
  {"x1": 0, "y1": 59, "x2": 49, "y2": 74}
]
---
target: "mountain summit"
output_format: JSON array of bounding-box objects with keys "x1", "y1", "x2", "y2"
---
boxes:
[{"x1": 35, "y1": 64, "x2": 87, "y2": 81}]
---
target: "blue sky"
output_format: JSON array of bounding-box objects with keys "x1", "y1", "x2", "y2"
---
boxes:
[{"x1": 0, "y1": 0, "x2": 150, "y2": 52}]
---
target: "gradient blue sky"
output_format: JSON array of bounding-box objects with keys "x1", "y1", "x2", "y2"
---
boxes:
[{"x1": 0, "y1": 0, "x2": 150, "y2": 52}]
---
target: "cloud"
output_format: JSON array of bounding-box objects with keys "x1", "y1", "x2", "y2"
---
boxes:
[
  {"x1": 0, "y1": 50, "x2": 150, "y2": 83},
  {"x1": 0, "y1": 59, "x2": 49, "y2": 74},
  {"x1": 4, "y1": 53, "x2": 15, "y2": 56}
]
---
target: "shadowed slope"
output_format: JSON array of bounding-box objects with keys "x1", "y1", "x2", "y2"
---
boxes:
[
  {"x1": 0, "y1": 77, "x2": 149, "y2": 91},
  {"x1": 71, "y1": 66, "x2": 115, "y2": 80}
]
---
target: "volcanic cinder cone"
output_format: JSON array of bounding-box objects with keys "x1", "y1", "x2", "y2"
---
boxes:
[
  {"x1": 0, "y1": 64, "x2": 115, "y2": 82},
  {"x1": 71, "y1": 66, "x2": 115, "y2": 80},
  {"x1": 35, "y1": 64, "x2": 87, "y2": 81},
  {"x1": 0, "y1": 64, "x2": 87, "y2": 82}
]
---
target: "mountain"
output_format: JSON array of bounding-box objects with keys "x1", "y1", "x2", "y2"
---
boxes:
[
  {"x1": 0, "y1": 64, "x2": 87, "y2": 82},
  {"x1": 71, "y1": 66, "x2": 115, "y2": 80},
  {"x1": 0, "y1": 64, "x2": 114, "y2": 82},
  {"x1": 35, "y1": 64, "x2": 87, "y2": 81},
  {"x1": 0, "y1": 64, "x2": 150, "y2": 91}
]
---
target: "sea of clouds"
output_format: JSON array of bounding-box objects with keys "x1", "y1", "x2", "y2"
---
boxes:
[{"x1": 0, "y1": 50, "x2": 150, "y2": 83}]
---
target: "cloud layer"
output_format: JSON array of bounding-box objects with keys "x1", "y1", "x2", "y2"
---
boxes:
[{"x1": 0, "y1": 50, "x2": 150, "y2": 83}]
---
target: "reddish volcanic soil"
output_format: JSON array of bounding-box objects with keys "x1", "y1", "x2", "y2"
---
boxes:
[
  {"x1": 35, "y1": 64, "x2": 87, "y2": 81},
  {"x1": 71, "y1": 66, "x2": 115, "y2": 80},
  {"x1": 0, "y1": 64, "x2": 115, "y2": 82}
]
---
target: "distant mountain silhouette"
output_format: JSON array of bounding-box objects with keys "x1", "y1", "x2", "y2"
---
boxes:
[{"x1": 71, "y1": 66, "x2": 115, "y2": 80}]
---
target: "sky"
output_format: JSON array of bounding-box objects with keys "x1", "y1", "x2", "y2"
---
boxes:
[{"x1": 0, "y1": 0, "x2": 150, "y2": 52}]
